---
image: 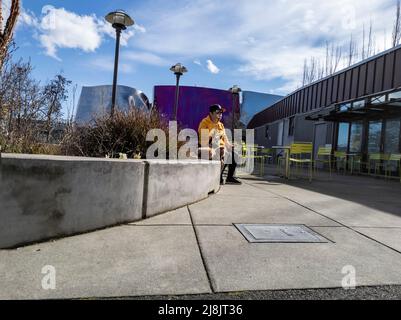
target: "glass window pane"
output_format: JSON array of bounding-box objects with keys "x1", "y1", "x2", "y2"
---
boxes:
[
  {"x1": 389, "y1": 91, "x2": 401, "y2": 101},
  {"x1": 368, "y1": 121, "x2": 382, "y2": 153},
  {"x1": 371, "y1": 95, "x2": 386, "y2": 104},
  {"x1": 339, "y1": 103, "x2": 351, "y2": 112},
  {"x1": 352, "y1": 100, "x2": 365, "y2": 109},
  {"x1": 385, "y1": 119, "x2": 400, "y2": 153},
  {"x1": 337, "y1": 122, "x2": 349, "y2": 151},
  {"x1": 349, "y1": 122, "x2": 363, "y2": 153}
]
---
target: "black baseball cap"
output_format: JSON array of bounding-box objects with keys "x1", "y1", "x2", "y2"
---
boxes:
[{"x1": 209, "y1": 104, "x2": 226, "y2": 113}]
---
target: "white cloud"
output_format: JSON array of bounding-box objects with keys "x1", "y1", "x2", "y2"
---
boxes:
[
  {"x1": 90, "y1": 56, "x2": 134, "y2": 74},
  {"x1": 130, "y1": 0, "x2": 396, "y2": 93},
  {"x1": 206, "y1": 59, "x2": 220, "y2": 74},
  {"x1": 15, "y1": 0, "x2": 399, "y2": 93},
  {"x1": 18, "y1": 5, "x2": 144, "y2": 60},
  {"x1": 36, "y1": 6, "x2": 103, "y2": 60},
  {"x1": 123, "y1": 51, "x2": 168, "y2": 66}
]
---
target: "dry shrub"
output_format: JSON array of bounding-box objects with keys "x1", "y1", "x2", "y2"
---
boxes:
[
  {"x1": 0, "y1": 133, "x2": 61, "y2": 155},
  {"x1": 61, "y1": 108, "x2": 169, "y2": 159}
]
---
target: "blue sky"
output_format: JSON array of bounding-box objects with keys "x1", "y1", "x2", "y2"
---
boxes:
[{"x1": 3, "y1": 0, "x2": 399, "y2": 117}]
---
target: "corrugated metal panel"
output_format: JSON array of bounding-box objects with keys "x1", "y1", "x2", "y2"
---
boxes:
[
  {"x1": 317, "y1": 82, "x2": 322, "y2": 108},
  {"x1": 344, "y1": 70, "x2": 352, "y2": 101},
  {"x1": 310, "y1": 84, "x2": 315, "y2": 109},
  {"x1": 332, "y1": 75, "x2": 339, "y2": 103},
  {"x1": 321, "y1": 80, "x2": 327, "y2": 107},
  {"x1": 358, "y1": 63, "x2": 367, "y2": 96},
  {"x1": 394, "y1": 49, "x2": 401, "y2": 88},
  {"x1": 307, "y1": 86, "x2": 313, "y2": 112},
  {"x1": 366, "y1": 60, "x2": 376, "y2": 95},
  {"x1": 326, "y1": 77, "x2": 333, "y2": 106},
  {"x1": 313, "y1": 84, "x2": 318, "y2": 109},
  {"x1": 338, "y1": 72, "x2": 345, "y2": 102},
  {"x1": 383, "y1": 52, "x2": 395, "y2": 90},
  {"x1": 374, "y1": 56, "x2": 385, "y2": 93},
  {"x1": 247, "y1": 46, "x2": 401, "y2": 129},
  {"x1": 291, "y1": 94, "x2": 294, "y2": 115},
  {"x1": 351, "y1": 67, "x2": 359, "y2": 99}
]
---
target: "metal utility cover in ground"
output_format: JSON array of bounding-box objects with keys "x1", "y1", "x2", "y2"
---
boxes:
[{"x1": 234, "y1": 224, "x2": 329, "y2": 243}]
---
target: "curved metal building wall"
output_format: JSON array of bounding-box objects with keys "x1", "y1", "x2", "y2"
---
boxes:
[{"x1": 75, "y1": 85, "x2": 150, "y2": 123}]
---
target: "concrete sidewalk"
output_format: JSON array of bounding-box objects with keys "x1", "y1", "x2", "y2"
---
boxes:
[{"x1": 1, "y1": 171, "x2": 401, "y2": 299}]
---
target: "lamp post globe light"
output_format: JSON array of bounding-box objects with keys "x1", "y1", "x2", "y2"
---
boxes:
[
  {"x1": 105, "y1": 10, "x2": 135, "y2": 117},
  {"x1": 170, "y1": 63, "x2": 188, "y2": 121}
]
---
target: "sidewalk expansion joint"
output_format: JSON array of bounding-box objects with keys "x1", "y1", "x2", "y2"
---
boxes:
[
  {"x1": 187, "y1": 206, "x2": 216, "y2": 293},
  {"x1": 242, "y1": 180, "x2": 401, "y2": 256}
]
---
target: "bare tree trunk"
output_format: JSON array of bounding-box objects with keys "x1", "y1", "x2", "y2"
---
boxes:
[
  {"x1": 362, "y1": 24, "x2": 366, "y2": 60},
  {"x1": 302, "y1": 59, "x2": 308, "y2": 86},
  {"x1": 0, "y1": 0, "x2": 20, "y2": 70},
  {"x1": 347, "y1": 34, "x2": 357, "y2": 67},
  {"x1": 393, "y1": 0, "x2": 401, "y2": 47},
  {"x1": 367, "y1": 21, "x2": 374, "y2": 57},
  {"x1": 0, "y1": 0, "x2": 3, "y2": 32},
  {"x1": 333, "y1": 45, "x2": 342, "y2": 73}
]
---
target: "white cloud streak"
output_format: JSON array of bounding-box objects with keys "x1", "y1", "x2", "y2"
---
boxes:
[
  {"x1": 130, "y1": 0, "x2": 396, "y2": 92},
  {"x1": 18, "y1": 5, "x2": 145, "y2": 60},
  {"x1": 123, "y1": 51, "x2": 168, "y2": 66},
  {"x1": 206, "y1": 59, "x2": 220, "y2": 74}
]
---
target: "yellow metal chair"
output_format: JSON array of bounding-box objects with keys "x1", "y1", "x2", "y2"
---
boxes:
[
  {"x1": 260, "y1": 148, "x2": 272, "y2": 161},
  {"x1": 367, "y1": 153, "x2": 390, "y2": 176},
  {"x1": 288, "y1": 143, "x2": 313, "y2": 182},
  {"x1": 348, "y1": 154, "x2": 363, "y2": 175},
  {"x1": 385, "y1": 154, "x2": 401, "y2": 182},
  {"x1": 275, "y1": 148, "x2": 290, "y2": 177},
  {"x1": 314, "y1": 146, "x2": 332, "y2": 177},
  {"x1": 242, "y1": 143, "x2": 264, "y2": 176},
  {"x1": 334, "y1": 151, "x2": 346, "y2": 174}
]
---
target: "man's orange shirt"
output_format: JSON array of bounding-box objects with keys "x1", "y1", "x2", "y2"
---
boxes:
[{"x1": 198, "y1": 116, "x2": 227, "y2": 148}]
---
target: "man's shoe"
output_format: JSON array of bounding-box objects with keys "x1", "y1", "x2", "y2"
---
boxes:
[{"x1": 225, "y1": 177, "x2": 242, "y2": 185}]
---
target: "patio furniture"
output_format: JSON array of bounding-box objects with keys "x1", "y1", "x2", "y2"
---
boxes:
[
  {"x1": 273, "y1": 145, "x2": 291, "y2": 178},
  {"x1": 314, "y1": 146, "x2": 332, "y2": 178},
  {"x1": 367, "y1": 153, "x2": 390, "y2": 176},
  {"x1": 260, "y1": 148, "x2": 273, "y2": 164},
  {"x1": 288, "y1": 143, "x2": 313, "y2": 182},
  {"x1": 334, "y1": 151, "x2": 347, "y2": 174},
  {"x1": 347, "y1": 153, "x2": 362, "y2": 175},
  {"x1": 242, "y1": 143, "x2": 265, "y2": 176},
  {"x1": 385, "y1": 154, "x2": 401, "y2": 182}
]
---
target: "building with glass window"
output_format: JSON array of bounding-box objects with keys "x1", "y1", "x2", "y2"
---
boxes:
[{"x1": 248, "y1": 44, "x2": 401, "y2": 170}]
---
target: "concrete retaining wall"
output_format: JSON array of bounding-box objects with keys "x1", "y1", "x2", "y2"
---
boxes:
[
  {"x1": 145, "y1": 160, "x2": 221, "y2": 218},
  {"x1": 0, "y1": 154, "x2": 220, "y2": 249}
]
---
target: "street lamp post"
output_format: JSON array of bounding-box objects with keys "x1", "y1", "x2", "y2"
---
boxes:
[
  {"x1": 229, "y1": 85, "x2": 242, "y2": 134},
  {"x1": 229, "y1": 85, "x2": 242, "y2": 162},
  {"x1": 105, "y1": 10, "x2": 134, "y2": 117},
  {"x1": 170, "y1": 63, "x2": 187, "y2": 121}
]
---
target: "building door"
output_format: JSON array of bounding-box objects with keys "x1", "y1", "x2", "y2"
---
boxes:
[
  {"x1": 313, "y1": 123, "x2": 327, "y2": 162},
  {"x1": 277, "y1": 121, "x2": 284, "y2": 146}
]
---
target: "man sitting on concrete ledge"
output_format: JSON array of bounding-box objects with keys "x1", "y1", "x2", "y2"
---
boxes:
[{"x1": 198, "y1": 104, "x2": 241, "y2": 185}]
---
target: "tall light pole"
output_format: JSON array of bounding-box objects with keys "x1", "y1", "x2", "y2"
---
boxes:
[
  {"x1": 105, "y1": 10, "x2": 134, "y2": 117},
  {"x1": 170, "y1": 63, "x2": 187, "y2": 121},
  {"x1": 229, "y1": 85, "x2": 242, "y2": 133}
]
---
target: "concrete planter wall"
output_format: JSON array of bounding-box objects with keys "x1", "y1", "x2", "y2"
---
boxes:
[{"x1": 0, "y1": 154, "x2": 220, "y2": 249}]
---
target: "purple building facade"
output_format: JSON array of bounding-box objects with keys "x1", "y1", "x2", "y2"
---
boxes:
[{"x1": 153, "y1": 85, "x2": 240, "y2": 131}]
